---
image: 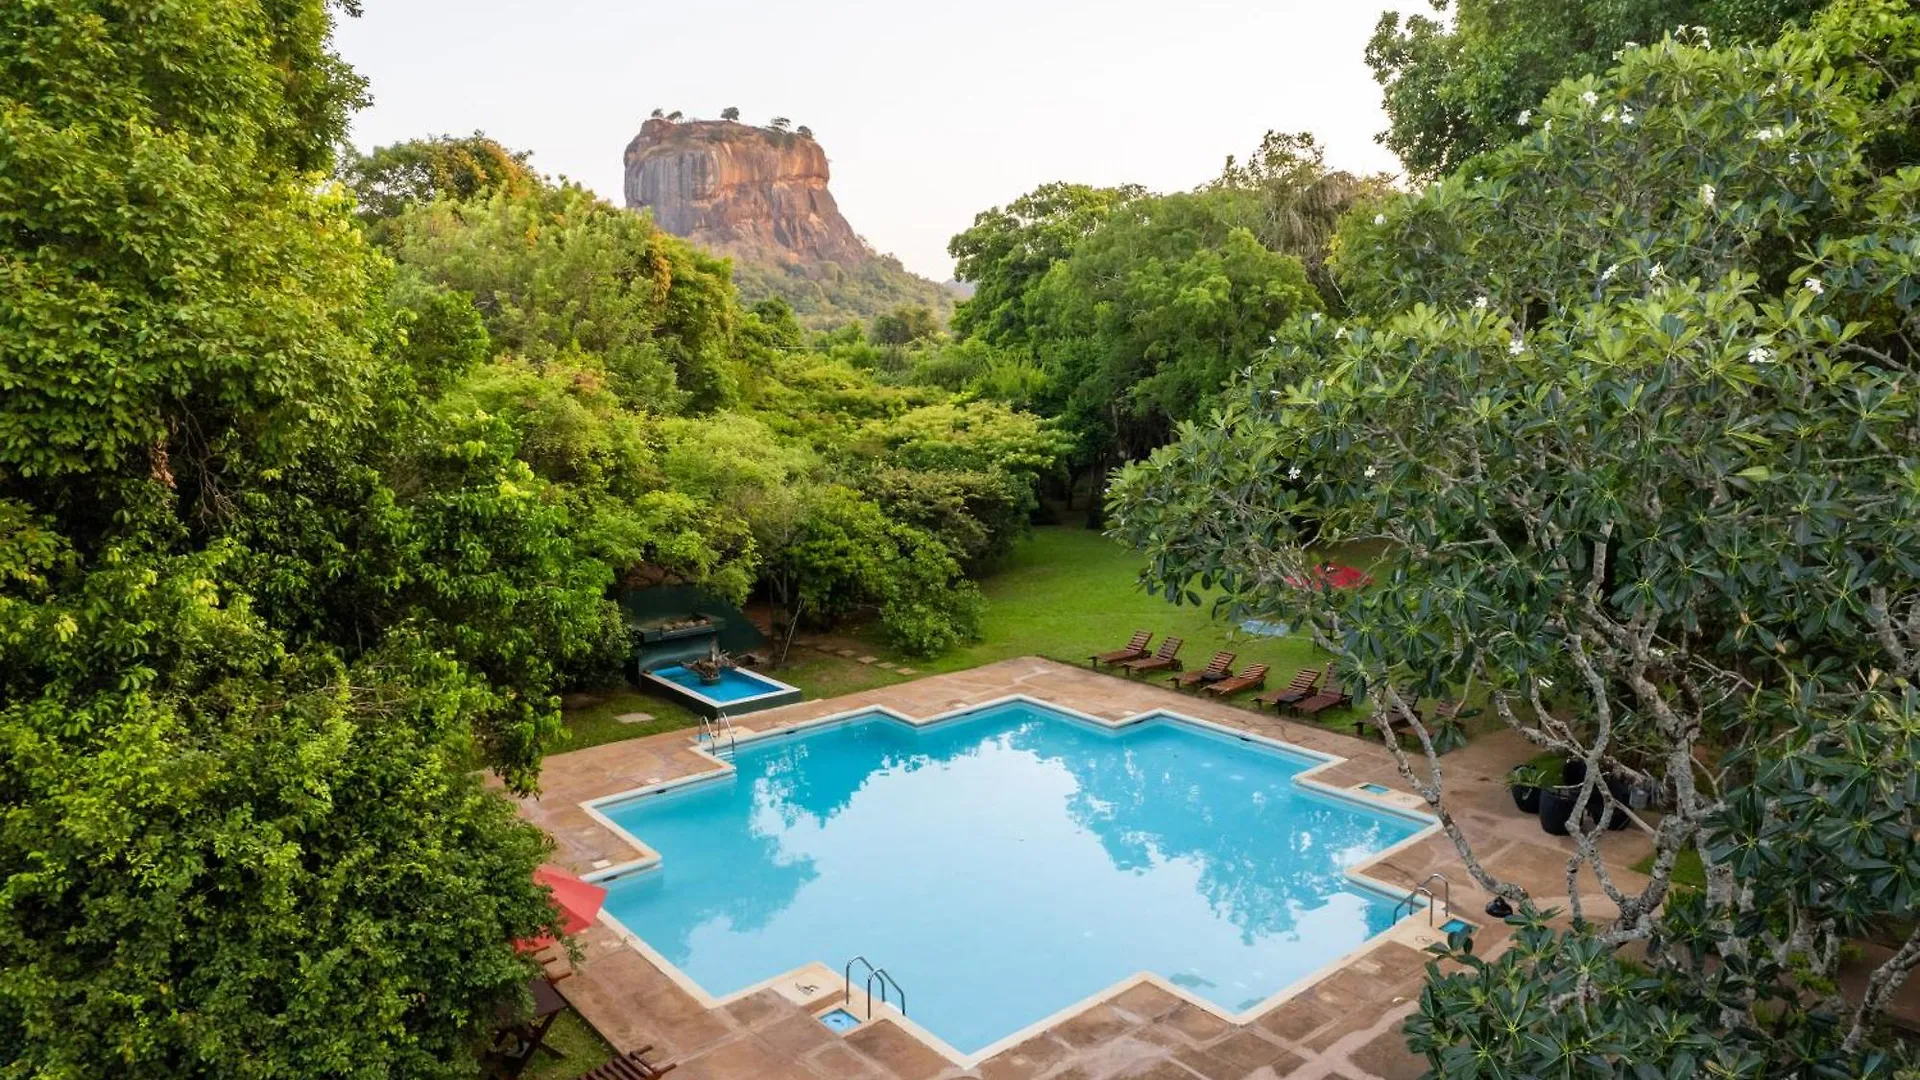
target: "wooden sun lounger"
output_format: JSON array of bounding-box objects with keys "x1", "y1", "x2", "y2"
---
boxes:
[
  {"x1": 577, "y1": 1047, "x2": 677, "y2": 1079},
  {"x1": 1091, "y1": 630, "x2": 1153, "y2": 668},
  {"x1": 1200, "y1": 664, "x2": 1270, "y2": 697},
  {"x1": 1254, "y1": 668, "x2": 1322, "y2": 710},
  {"x1": 1293, "y1": 679, "x2": 1353, "y2": 717},
  {"x1": 1169, "y1": 651, "x2": 1235, "y2": 689},
  {"x1": 1119, "y1": 637, "x2": 1184, "y2": 675}
]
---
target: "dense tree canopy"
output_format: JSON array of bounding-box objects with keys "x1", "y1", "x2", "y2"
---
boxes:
[
  {"x1": 338, "y1": 133, "x2": 539, "y2": 239},
  {"x1": 1367, "y1": 0, "x2": 1830, "y2": 180},
  {"x1": 0, "y1": 1, "x2": 563, "y2": 1075},
  {"x1": 1112, "y1": 1, "x2": 1920, "y2": 1073}
]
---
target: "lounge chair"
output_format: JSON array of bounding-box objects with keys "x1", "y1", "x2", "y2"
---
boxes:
[
  {"x1": 1293, "y1": 679, "x2": 1353, "y2": 717},
  {"x1": 1201, "y1": 664, "x2": 1270, "y2": 697},
  {"x1": 1091, "y1": 630, "x2": 1153, "y2": 668},
  {"x1": 1169, "y1": 651, "x2": 1235, "y2": 690},
  {"x1": 1254, "y1": 668, "x2": 1322, "y2": 711},
  {"x1": 1119, "y1": 637, "x2": 1184, "y2": 675},
  {"x1": 577, "y1": 1047, "x2": 677, "y2": 1079}
]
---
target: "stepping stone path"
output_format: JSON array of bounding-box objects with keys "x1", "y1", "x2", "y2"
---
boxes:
[
  {"x1": 877, "y1": 662, "x2": 900, "y2": 671},
  {"x1": 857, "y1": 655, "x2": 878, "y2": 665},
  {"x1": 897, "y1": 668, "x2": 918, "y2": 676},
  {"x1": 614, "y1": 712, "x2": 655, "y2": 725},
  {"x1": 835, "y1": 648, "x2": 859, "y2": 658}
]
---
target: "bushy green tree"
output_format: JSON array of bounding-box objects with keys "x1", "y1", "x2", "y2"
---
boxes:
[
  {"x1": 392, "y1": 184, "x2": 743, "y2": 412},
  {"x1": 0, "y1": 1, "x2": 561, "y2": 1075},
  {"x1": 948, "y1": 182, "x2": 1144, "y2": 347},
  {"x1": 1367, "y1": 0, "x2": 1829, "y2": 180},
  {"x1": 1032, "y1": 191, "x2": 1321, "y2": 462},
  {"x1": 338, "y1": 132, "x2": 540, "y2": 239},
  {"x1": 868, "y1": 304, "x2": 941, "y2": 346},
  {"x1": 1111, "y1": 3, "x2": 1920, "y2": 1073}
]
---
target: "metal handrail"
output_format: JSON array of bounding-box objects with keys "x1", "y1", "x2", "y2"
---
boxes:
[
  {"x1": 842, "y1": 956, "x2": 907, "y2": 1018},
  {"x1": 843, "y1": 956, "x2": 876, "y2": 1004},
  {"x1": 1416, "y1": 872, "x2": 1452, "y2": 920},
  {"x1": 865, "y1": 968, "x2": 906, "y2": 1019},
  {"x1": 1393, "y1": 885, "x2": 1438, "y2": 925},
  {"x1": 698, "y1": 712, "x2": 738, "y2": 757}
]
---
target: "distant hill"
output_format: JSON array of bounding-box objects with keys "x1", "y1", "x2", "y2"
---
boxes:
[{"x1": 623, "y1": 117, "x2": 951, "y2": 327}]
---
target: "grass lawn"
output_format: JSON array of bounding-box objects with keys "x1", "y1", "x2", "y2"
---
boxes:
[{"x1": 521, "y1": 1010, "x2": 616, "y2": 1079}]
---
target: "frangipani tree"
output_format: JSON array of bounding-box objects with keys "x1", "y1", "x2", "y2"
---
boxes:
[{"x1": 1109, "y1": 2, "x2": 1920, "y2": 1073}]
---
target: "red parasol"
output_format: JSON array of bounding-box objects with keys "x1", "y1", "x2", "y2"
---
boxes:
[
  {"x1": 515, "y1": 864, "x2": 608, "y2": 952},
  {"x1": 1282, "y1": 563, "x2": 1375, "y2": 590}
]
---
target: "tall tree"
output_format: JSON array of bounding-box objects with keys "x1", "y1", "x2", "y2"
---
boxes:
[
  {"x1": 0, "y1": 2, "x2": 562, "y2": 1075},
  {"x1": 339, "y1": 132, "x2": 539, "y2": 239},
  {"x1": 947, "y1": 182, "x2": 1143, "y2": 347},
  {"x1": 1113, "y1": 2, "x2": 1920, "y2": 1073},
  {"x1": 1367, "y1": 0, "x2": 1830, "y2": 180}
]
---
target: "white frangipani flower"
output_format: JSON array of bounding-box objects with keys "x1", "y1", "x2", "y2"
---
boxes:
[
  {"x1": 1581, "y1": 89, "x2": 1599, "y2": 107},
  {"x1": 1364, "y1": 464, "x2": 1379, "y2": 479},
  {"x1": 1748, "y1": 344, "x2": 1774, "y2": 364},
  {"x1": 1601, "y1": 108, "x2": 1615, "y2": 123},
  {"x1": 1804, "y1": 276, "x2": 1825, "y2": 295},
  {"x1": 1650, "y1": 262, "x2": 1664, "y2": 279},
  {"x1": 1473, "y1": 295, "x2": 1490, "y2": 310},
  {"x1": 1518, "y1": 109, "x2": 1532, "y2": 125},
  {"x1": 1509, "y1": 335, "x2": 1526, "y2": 356},
  {"x1": 1287, "y1": 465, "x2": 1302, "y2": 481},
  {"x1": 1619, "y1": 108, "x2": 1636, "y2": 126},
  {"x1": 1753, "y1": 125, "x2": 1784, "y2": 142},
  {"x1": 1700, "y1": 183, "x2": 1717, "y2": 208},
  {"x1": 1374, "y1": 214, "x2": 1386, "y2": 226},
  {"x1": 1543, "y1": 119, "x2": 1553, "y2": 134},
  {"x1": 1601, "y1": 263, "x2": 1620, "y2": 282}
]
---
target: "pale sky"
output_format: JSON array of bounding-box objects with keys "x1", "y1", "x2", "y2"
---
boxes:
[{"x1": 334, "y1": 1, "x2": 1414, "y2": 280}]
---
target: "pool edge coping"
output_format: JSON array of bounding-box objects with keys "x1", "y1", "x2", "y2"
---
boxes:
[{"x1": 573, "y1": 691, "x2": 1447, "y2": 1068}]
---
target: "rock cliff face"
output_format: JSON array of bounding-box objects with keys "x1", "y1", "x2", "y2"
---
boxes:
[{"x1": 623, "y1": 118, "x2": 870, "y2": 267}]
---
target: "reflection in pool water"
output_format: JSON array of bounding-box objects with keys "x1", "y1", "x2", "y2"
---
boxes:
[{"x1": 597, "y1": 701, "x2": 1423, "y2": 1054}]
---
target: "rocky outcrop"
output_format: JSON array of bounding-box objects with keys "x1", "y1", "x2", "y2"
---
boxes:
[{"x1": 623, "y1": 118, "x2": 870, "y2": 267}]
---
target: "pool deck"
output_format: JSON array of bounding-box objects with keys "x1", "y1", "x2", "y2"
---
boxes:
[{"x1": 516, "y1": 656, "x2": 1658, "y2": 1080}]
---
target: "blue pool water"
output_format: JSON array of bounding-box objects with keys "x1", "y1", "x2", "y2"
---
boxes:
[
  {"x1": 649, "y1": 664, "x2": 789, "y2": 703},
  {"x1": 597, "y1": 701, "x2": 1423, "y2": 1054},
  {"x1": 818, "y1": 1007, "x2": 862, "y2": 1032}
]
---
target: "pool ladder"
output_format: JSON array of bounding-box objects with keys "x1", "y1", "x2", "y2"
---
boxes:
[
  {"x1": 1393, "y1": 873, "x2": 1452, "y2": 926},
  {"x1": 843, "y1": 955, "x2": 907, "y2": 1019},
  {"x1": 699, "y1": 711, "x2": 737, "y2": 758}
]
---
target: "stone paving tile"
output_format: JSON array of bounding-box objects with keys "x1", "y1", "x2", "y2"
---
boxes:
[
  {"x1": 806, "y1": 1041, "x2": 886, "y2": 1078},
  {"x1": 722, "y1": 988, "x2": 787, "y2": 1030},
  {"x1": 1052, "y1": 1004, "x2": 1137, "y2": 1049},
  {"x1": 845, "y1": 1020, "x2": 952, "y2": 1080},
  {"x1": 1159, "y1": 1004, "x2": 1231, "y2": 1045},
  {"x1": 976, "y1": 1033, "x2": 1071, "y2": 1080},
  {"x1": 758, "y1": 1012, "x2": 838, "y2": 1058},
  {"x1": 1108, "y1": 983, "x2": 1183, "y2": 1023}
]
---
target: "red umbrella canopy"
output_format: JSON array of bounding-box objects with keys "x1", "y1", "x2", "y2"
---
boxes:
[
  {"x1": 534, "y1": 865, "x2": 607, "y2": 935},
  {"x1": 1282, "y1": 564, "x2": 1375, "y2": 590},
  {"x1": 517, "y1": 865, "x2": 608, "y2": 951}
]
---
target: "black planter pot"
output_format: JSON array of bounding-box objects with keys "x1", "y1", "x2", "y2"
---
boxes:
[
  {"x1": 1509, "y1": 779, "x2": 1542, "y2": 815},
  {"x1": 1538, "y1": 785, "x2": 1582, "y2": 836}
]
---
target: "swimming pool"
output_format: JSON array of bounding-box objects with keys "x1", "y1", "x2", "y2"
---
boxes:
[
  {"x1": 640, "y1": 663, "x2": 802, "y2": 718},
  {"x1": 592, "y1": 699, "x2": 1427, "y2": 1057}
]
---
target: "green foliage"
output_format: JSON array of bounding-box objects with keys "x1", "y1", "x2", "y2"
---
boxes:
[
  {"x1": 1032, "y1": 191, "x2": 1322, "y2": 458},
  {"x1": 1367, "y1": 0, "x2": 1829, "y2": 180},
  {"x1": 948, "y1": 182, "x2": 1144, "y2": 347},
  {"x1": 730, "y1": 251, "x2": 955, "y2": 330},
  {"x1": 338, "y1": 132, "x2": 540, "y2": 238},
  {"x1": 765, "y1": 486, "x2": 982, "y2": 657},
  {"x1": 868, "y1": 304, "x2": 941, "y2": 346},
  {"x1": 1111, "y1": 3, "x2": 1920, "y2": 1071},
  {"x1": 392, "y1": 184, "x2": 743, "y2": 412},
  {"x1": 0, "y1": 2, "x2": 563, "y2": 1075}
]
